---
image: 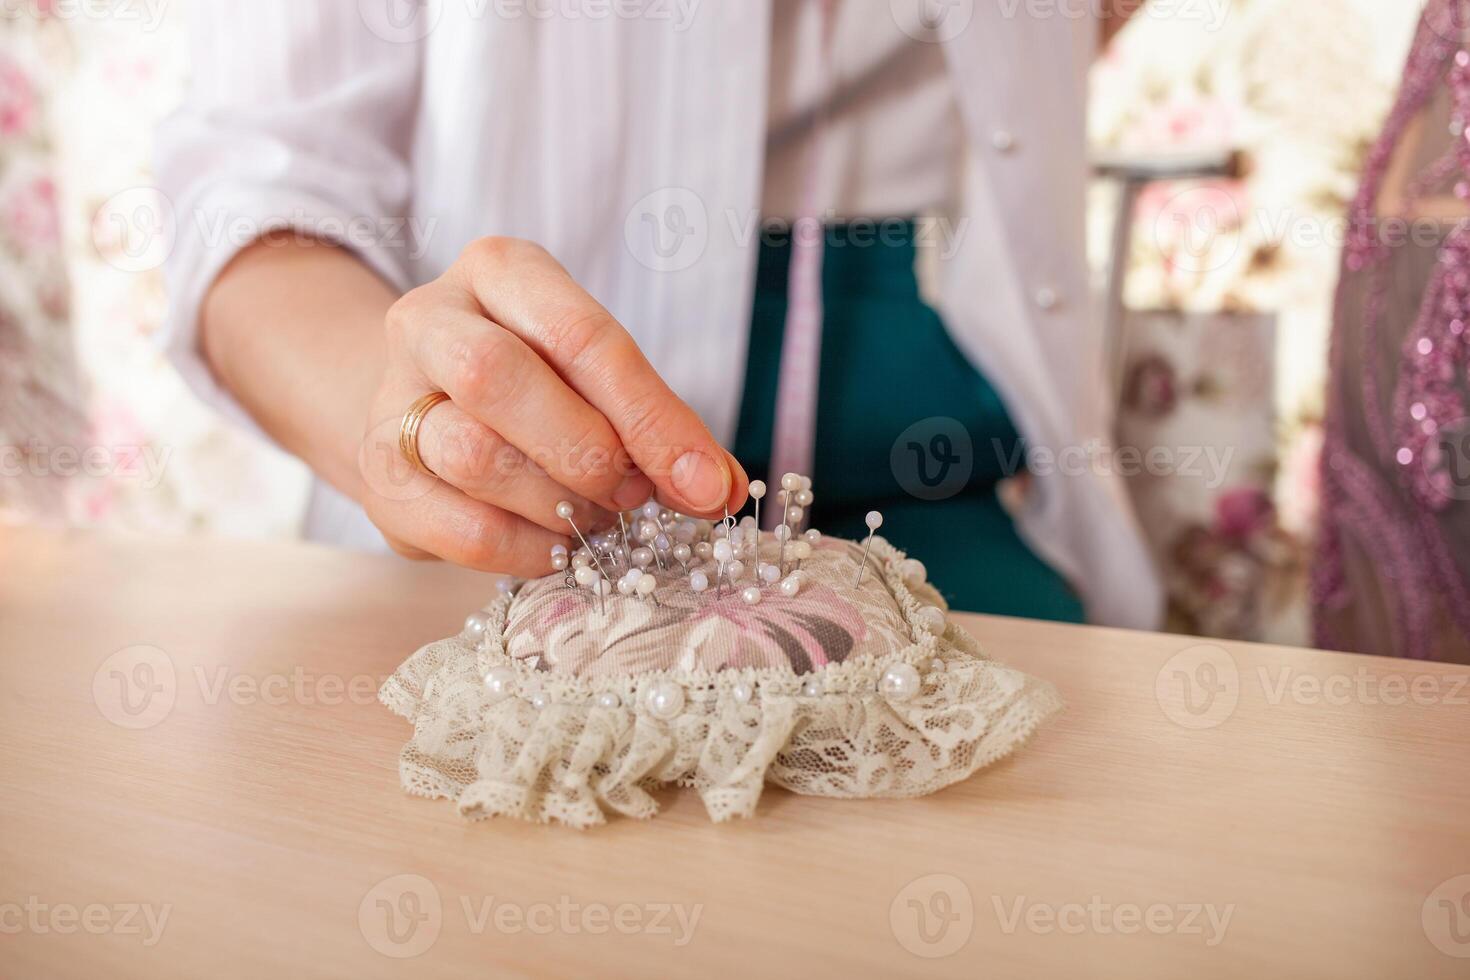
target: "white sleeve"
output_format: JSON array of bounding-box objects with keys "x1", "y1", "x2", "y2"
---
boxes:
[{"x1": 155, "y1": 0, "x2": 423, "y2": 432}]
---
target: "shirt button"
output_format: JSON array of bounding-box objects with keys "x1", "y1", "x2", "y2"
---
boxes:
[
  {"x1": 991, "y1": 129, "x2": 1018, "y2": 153},
  {"x1": 1034, "y1": 286, "x2": 1060, "y2": 311}
]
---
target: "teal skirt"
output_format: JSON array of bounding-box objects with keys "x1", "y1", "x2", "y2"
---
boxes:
[{"x1": 733, "y1": 222, "x2": 1084, "y2": 623}]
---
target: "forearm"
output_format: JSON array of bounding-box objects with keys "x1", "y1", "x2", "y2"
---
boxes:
[{"x1": 201, "y1": 239, "x2": 395, "y2": 502}]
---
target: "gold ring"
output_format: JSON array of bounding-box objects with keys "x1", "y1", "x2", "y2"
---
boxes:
[{"x1": 398, "y1": 391, "x2": 451, "y2": 474}]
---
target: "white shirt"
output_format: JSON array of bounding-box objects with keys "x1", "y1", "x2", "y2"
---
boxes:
[
  {"x1": 764, "y1": 0, "x2": 960, "y2": 219},
  {"x1": 156, "y1": 0, "x2": 1162, "y2": 629}
]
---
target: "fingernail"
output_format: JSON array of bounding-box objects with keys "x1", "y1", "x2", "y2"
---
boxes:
[
  {"x1": 612, "y1": 472, "x2": 654, "y2": 510},
  {"x1": 671, "y1": 451, "x2": 730, "y2": 512}
]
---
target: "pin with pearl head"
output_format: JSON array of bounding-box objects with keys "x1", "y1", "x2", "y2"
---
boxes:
[
  {"x1": 712, "y1": 536, "x2": 734, "y2": 601},
  {"x1": 550, "y1": 543, "x2": 577, "y2": 590},
  {"x1": 779, "y1": 472, "x2": 801, "y2": 526},
  {"x1": 557, "y1": 500, "x2": 611, "y2": 614},
  {"x1": 854, "y1": 510, "x2": 883, "y2": 586},
  {"x1": 617, "y1": 512, "x2": 632, "y2": 565},
  {"x1": 752, "y1": 481, "x2": 764, "y2": 543}
]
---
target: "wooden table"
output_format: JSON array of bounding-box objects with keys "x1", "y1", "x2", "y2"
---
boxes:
[{"x1": 3, "y1": 526, "x2": 1469, "y2": 979}]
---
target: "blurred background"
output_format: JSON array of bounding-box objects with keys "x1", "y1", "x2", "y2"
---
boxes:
[{"x1": 0, "y1": 1, "x2": 1426, "y2": 645}]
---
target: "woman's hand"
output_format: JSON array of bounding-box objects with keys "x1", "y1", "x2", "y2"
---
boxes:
[{"x1": 357, "y1": 237, "x2": 748, "y2": 576}]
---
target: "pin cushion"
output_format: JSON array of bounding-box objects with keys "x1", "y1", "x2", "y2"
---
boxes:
[{"x1": 379, "y1": 490, "x2": 1061, "y2": 828}]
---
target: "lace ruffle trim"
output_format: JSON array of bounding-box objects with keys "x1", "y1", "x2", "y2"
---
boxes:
[{"x1": 379, "y1": 537, "x2": 1062, "y2": 827}]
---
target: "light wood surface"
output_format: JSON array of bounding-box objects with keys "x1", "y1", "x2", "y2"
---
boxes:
[{"x1": 3, "y1": 525, "x2": 1469, "y2": 979}]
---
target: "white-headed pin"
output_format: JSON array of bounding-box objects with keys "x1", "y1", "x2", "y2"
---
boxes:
[
  {"x1": 854, "y1": 510, "x2": 883, "y2": 587},
  {"x1": 748, "y1": 479, "x2": 767, "y2": 578},
  {"x1": 558, "y1": 500, "x2": 610, "y2": 614}
]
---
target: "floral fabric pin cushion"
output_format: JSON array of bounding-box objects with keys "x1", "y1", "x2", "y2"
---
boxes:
[{"x1": 379, "y1": 493, "x2": 1061, "y2": 828}]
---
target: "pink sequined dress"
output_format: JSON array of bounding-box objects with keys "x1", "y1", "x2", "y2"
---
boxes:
[{"x1": 1315, "y1": 0, "x2": 1470, "y2": 661}]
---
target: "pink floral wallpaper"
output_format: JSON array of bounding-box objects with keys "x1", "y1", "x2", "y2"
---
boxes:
[
  {"x1": 0, "y1": 9, "x2": 307, "y2": 537},
  {"x1": 1091, "y1": 0, "x2": 1421, "y2": 643}
]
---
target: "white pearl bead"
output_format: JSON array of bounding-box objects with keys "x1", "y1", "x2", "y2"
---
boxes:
[
  {"x1": 727, "y1": 559, "x2": 745, "y2": 580},
  {"x1": 596, "y1": 691, "x2": 622, "y2": 709},
  {"x1": 712, "y1": 540, "x2": 733, "y2": 563},
  {"x1": 644, "y1": 681, "x2": 685, "y2": 720},
  {"x1": 689, "y1": 570, "x2": 709, "y2": 593},
  {"x1": 550, "y1": 543, "x2": 568, "y2": 557},
  {"x1": 865, "y1": 511, "x2": 884, "y2": 530},
  {"x1": 791, "y1": 541, "x2": 812, "y2": 560},
  {"x1": 916, "y1": 605, "x2": 947, "y2": 633},
  {"x1": 551, "y1": 553, "x2": 569, "y2": 571},
  {"x1": 928, "y1": 657, "x2": 946, "y2": 673},
  {"x1": 785, "y1": 505, "x2": 804, "y2": 524},
  {"x1": 574, "y1": 565, "x2": 596, "y2": 587},
  {"x1": 482, "y1": 667, "x2": 516, "y2": 700},
  {"x1": 654, "y1": 533, "x2": 671, "y2": 551},
  {"x1": 572, "y1": 553, "x2": 591, "y2": 569},
  {"x1": 741, "y1": 586, "x2": 762, "y2": 605},
  {"x1": 804, "y1": 529, "x2": 822, "y2": 544},
  {"x1": 641, "y1": 500, "x2": 661, "y2": 519},
  {"x1": 779, "y1": 576, "x2": 801, "y2": 598},
  {"x1": 694, "y1": 542, "x2": 713, "y2": 560},
  {"x1": 631, "y1": 546, "x2": 654, "y2": 568},
  {"x1": 774, "y1": 524, "x2": 791, "y2": 541},
  {"x1": 801, "y1": 677, "x2": 823, "y2": 697},
  {"x1": 617, "y1": 577, "x2": 636, "y2": 596},
  {"x1": 495, "y1": 578, "x2": 517, "y2": 595},
  {"x1": 530, "y1": 691, "x2": 550, "y2": 710},
  {"x1": 781, "y1": 473, "x2": 801, "y2": 492},
  {"x1": 795, "y1": 489, "x2": 813, "y2": 506},
  {"x1": 899, "y1": 558, "x2": 928, "y2": 583},
  {"x1": 636, "y1": 576, "x2": 657, "y2": 597},
  {"x1": 800, "y1": 475, "x2": 812, "y2": 491},
  {"x1": 673, "y1": 543, "x2": 692, "y2": 563},
  {"x1": 759, "y1": 563, "x2": 781, "y2": 584},
  {"x1": 879, "y1": 663, "x2": 922, "y2": 701},
  {"x1": 749, "y1": 480, "x2": 766, "y2": 499},
  {"x1": 593, "y1": 578, "x2": 612, "y2": 597},
  {"x1": 464, "y1": 611, "x2": 490, "y2": 639},
  {"x1": 731, "y1": 681, "x2": 754, "y2": 704},
  {"x1": 555, "y1": 501, "x2": 574, "y2": 520}
]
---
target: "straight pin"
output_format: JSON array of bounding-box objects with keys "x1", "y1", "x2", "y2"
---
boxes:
[
  {"x1": 558, "y1": 501, "x2": 610, "y2": 614},
  {"x1": 748, "y1": 480, "x2": 767, "y2": 576},
  {"x1": 854, "y1": 510, "x2": 883, "y2": 587}
]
